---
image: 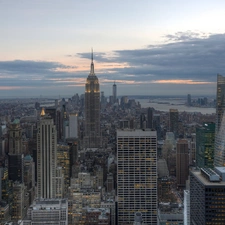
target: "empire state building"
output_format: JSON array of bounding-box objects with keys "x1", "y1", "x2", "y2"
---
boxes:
[{"x1": 84, "y1": 51, "x2": 101, "y2": 148}]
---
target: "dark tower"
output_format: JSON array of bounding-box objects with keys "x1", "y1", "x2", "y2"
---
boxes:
[
  {"x1": 112, "y1": 82, "x2": 117, "y2": 103},
  {"x1": 8, "y1": 122, "x2": 24, "y2": 183},
  {"x1": 84, "y1": 50, "x2": 101, "y2": 148},
  {"x1": 147, "y1": 107, "x2": 153, "y2": 129}
]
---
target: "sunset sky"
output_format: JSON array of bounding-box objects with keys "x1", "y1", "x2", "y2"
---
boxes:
[{"x1": 1, "y1": 0, "x2": 225, "y2": 97}]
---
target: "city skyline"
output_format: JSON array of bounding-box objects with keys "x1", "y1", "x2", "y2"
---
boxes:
[{"x1": 1, "y1": 0, "x2": 225, "y2": 97}]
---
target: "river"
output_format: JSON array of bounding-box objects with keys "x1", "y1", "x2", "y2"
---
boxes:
[{"x1": 136, "y1": 98, "x2": 215, "y2": 114}]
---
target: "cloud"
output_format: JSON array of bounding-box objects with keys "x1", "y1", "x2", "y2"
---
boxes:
[
  {"x1": 0, "y1": 60, "x2": 85, "y2": 95},
  {"x1": 0, "y1": 60, "x2": 76, "y2": 74},
  {"x1": 0, "y1": 32, "x2": 223, "y2": 96},
  {"x1": 77, "y1": 32, "x2": 225, "y2": 85},
  {"x1": 76, "y1": 52, "x2": 116, "y2": 63},
  {"x1": 163, "y1": 31, "x2": 210, "y2": 42}
]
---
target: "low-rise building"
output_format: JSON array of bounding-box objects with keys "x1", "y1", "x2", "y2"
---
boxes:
[{"x1": 23, "y1": 198, "x2": 68, "y2": 225}]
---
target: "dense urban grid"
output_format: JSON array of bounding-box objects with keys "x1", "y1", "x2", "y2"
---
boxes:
[{"x1": 0, "y1": 56, "x2": 224, "y2": 225}]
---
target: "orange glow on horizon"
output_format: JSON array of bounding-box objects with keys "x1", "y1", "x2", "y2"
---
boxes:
[
  {"x1": 0, "y1": 86, "x2": 22, "y2": 90},
  {"x1": 152, "y1": 80, "x2": 214, "y2": 84}
]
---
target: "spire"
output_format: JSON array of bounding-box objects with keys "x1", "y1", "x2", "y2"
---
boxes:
[
  {"x1": 40, "y1": 108, "x2": 45, "y2": 116},
  {"x1": 90, "y1": 48, "x2": 95, "y2": 75}
]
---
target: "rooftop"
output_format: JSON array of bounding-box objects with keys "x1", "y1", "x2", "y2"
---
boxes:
[{"x1": 191, "y1": 169, "x2": 225, "y2": 186}]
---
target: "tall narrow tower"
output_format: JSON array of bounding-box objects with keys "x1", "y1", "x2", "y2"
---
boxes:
[
  {"x1": 84, "y1": 50, "x2": 101, "y2": 148},
  {"x1": 113, "y1": 81, "x2": 117, "y2": 103},
  {"x1": 8, "y1": 121, "x2": 24, "y2": 183},
  {"x1": 169, "y1": 109, "x2": 179, "y2": 138},
  {"x1": 214, "y1": 74, "x2": 225, "y2": 166},
  {"x1": 196, "y1": 122, "x2": 215, "y2": 168},
  {"x1": 37, "y1": 108, "x2": 57, "y2": 199},
  {"x1": 176, "y1": 139, "x2": 189, "y2": 187}
]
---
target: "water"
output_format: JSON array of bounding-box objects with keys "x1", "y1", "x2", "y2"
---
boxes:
[{"x1": 136, "y1": 98, "x2": 215, "y2": 114}]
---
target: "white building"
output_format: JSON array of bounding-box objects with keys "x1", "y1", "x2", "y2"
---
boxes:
[
  {"x1": 184, "y1": 190, "x2": 190, "y2": 225},
  {"x1": 22, "y1": 198, "x2": 68, "y2": 225},
  {"x1": 37, "y1": 109, "x2": 57, "y2": 199},
  {"x1": 69, "y1": 114, "x2": 78, "y2": 138},
  {"x1": 117, "y1": 129, "x2": 157, "y2": 224}
]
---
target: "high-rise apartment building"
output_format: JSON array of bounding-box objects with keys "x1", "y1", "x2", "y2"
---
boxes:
[
  {"x1": 113, "y1": 81, "x2": 117, "y2": 103},
  {"x1": 84, "y1": 51, "x2": 101, "y2": 148},
  {"x1": 37, "y1": 109, "x2": 57, "y2": 199},
  {"x1": 190, "y1": 167, "x2": 225, "y2": 224},
  {"x1": 196, "y1": 122, "x2": 215, "y2": 168},
  {"x1": 176, "y1": 139, "x2": 189, "y2": 187},
  {"x1": 169, "y1": 109, "x2": 179, "y2": 138},
  {"x1": 215, "y1": 74, "x2": 225, "y2": 166},
  {"x1": 117, "y1": 129, "x2": 157, "y2": 224}
]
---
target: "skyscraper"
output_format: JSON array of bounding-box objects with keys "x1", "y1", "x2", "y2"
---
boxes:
[
  {"x1": 169, "y1": 109, "x2": 179, "y2": 138},
  {"x1": 176, "y1": 139, "x2": 189, "y2": 187},
  {"x1": 37, "y1": 109, "x2": 57, "y2": 199},
  {"x1": 69, "y1": 113, "x2": 78, "y2": 138},
  {"x1": 140, "y1": 113, "x2": 146, "y2": 129},
  {"x1": 190, "y1": 167, "x2": 225, "y2": 224},
  {"x1": 214, "y1": 74, "x2": 225, "y2": 166},
  {"x1": 196, "y1": 122, "x2": 215, "y2": 168},
  {"x1": 8, "y1": 121, "x2": 24, "y2": 183},
  {"x1": 117, "y1": 129, "x2": 157, "y2": 224},
  {"x1": 147, "y1": 107, "x2": 153, "y2": 129},
  {"x1": 84, "y1": 51, "x2": 101, "y2": 148},
  {"x1": 187, "y1": 94, "x2": 191, "y2": 106},
  {"x1": 183, "y1": 190, "x2": 190, "y2": 225},
  {"x1": 113, "y1": 81, "x2": 117, "y2": 103}
]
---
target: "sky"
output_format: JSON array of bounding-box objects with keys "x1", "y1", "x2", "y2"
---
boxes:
[{"x1": 1, "y1": 0, "x2": 225, "y2": 97}]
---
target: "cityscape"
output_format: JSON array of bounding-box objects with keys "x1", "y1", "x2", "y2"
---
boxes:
[
  {"x1": 1, "y1": 1, "x2": 225, "y2": 225},
  {"x1": 0, "y1": 53, "x2": 224, "y2": 225}
]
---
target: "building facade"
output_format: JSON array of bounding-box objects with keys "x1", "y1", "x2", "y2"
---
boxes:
[
  {"x1": 84, "y1": 51, "x2": 101, "y2": 148},
  {"x1": 183, "y1": 190, "x2": 190, "y2": 225},
  {"x1": 113, "y1": 82, "x2": 117, "y2": 103},
  {"x1": 69, "y1": 113, "x2": 78, "y2": 138},
  {"x1": 190, "y1": 168, "x2": 225, "y2": 224},
  {"x1": 176, "y1": 139, "x2": 189, "y2": 187},
  {"x1": 147, "y1": 107, "x2": 153, "y2": 129},
  {"x1": 37, "y1": 109, "x2": 57, "y2": 199},
  {"x1": 215, "y1": 74, "x2": 225, "y2": 166},
  {"x1": 23, "y1": 199, "x2": 68, "y2": 225},
  {"x1": 187, "y1": 94, "x2": 191, "y2": 106},
  {"x1": 196, "y1": 122, "x2": 215, "y2": 168},
  {"x1": 169, "y1": 109, "x2": 179, "y2": 138},
  {"x1": 117, "y1": 129, "x2": 157, "y2": 224},
  {"x1": 8, "y1": 122, "x2": 24, "y2": 183}
]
